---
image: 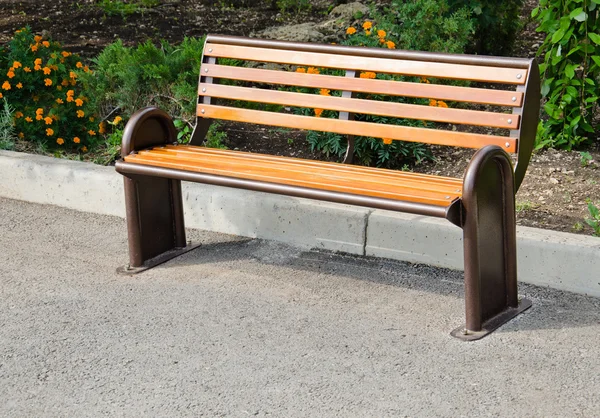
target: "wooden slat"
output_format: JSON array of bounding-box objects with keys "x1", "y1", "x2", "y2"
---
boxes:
[
  {"x1": 125, "y1": 152, "x2": 460, "y2": 206},
  {"x1": 197, "y1": 105, "x2": 517, "y2": 152},
  {"x1": 146, "y1": 147, "x2": 463, "y2": 194},
  {"x1": 201, "y1": 63, "x2": 524, "y2": 107},
  {"x1": 199, "y1": 83, "x2": 519, "y2": 129},
  {"x1": 204, "y1": 43, "x2": 527, "y2": 85},
  {"x1": 170, "y1": 145, "x2": 463, "y2": 186}
]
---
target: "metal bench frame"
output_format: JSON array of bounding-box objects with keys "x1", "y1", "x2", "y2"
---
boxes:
[{"x1": 115, "y1": 35, "x2": 540, "y2": 340}]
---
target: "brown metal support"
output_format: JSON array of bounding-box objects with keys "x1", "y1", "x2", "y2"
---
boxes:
[
  {"x1": 190, "y1": 49, "x2": 217, "y2": 146},
  {"x1": 451, "y1": 145, "x2": 531, "y2": 341},
  {"x1": 117, "y1": 107, "x2": 195, "y2": 274}
]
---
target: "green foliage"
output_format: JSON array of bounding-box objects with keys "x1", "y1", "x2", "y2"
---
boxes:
[
  {"x1": 580, "y1": 151, "x2": 594, "y2": 167},
  {"x1": 81, "y1": 36, "x2": 205, "y2": 125},
  {"x1": 276, "y1": 0, "x2": 311, "y2": 15},
  {"x1": 1, "y1": 27, "x2": 98, "y2": 151},
  {"x1": 449, "y1": 0, "x2": 524, "y2": 55},
  {"x1": 586, "y1": 199, "x2": 600, "y2": 236},
  {"x1": 0, "y1": 98, "x2": 16, "y2": 150},
  {"x1": 533, "y1": 1, "x2": 600, "y2": 150},
  {"x1": 205, "y1": 122, "x2": 228, "y2": 149},
  {"x1": 96, "y1": 0, "x2": 160, "y2": 17},
  {"x1": 375, "y1": 0, "x2": 474, "y2": 54}
]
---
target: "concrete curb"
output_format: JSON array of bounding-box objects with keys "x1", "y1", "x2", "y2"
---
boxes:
[{"x1": 1, "y1": 150, "x2": 599, "y2": 297}]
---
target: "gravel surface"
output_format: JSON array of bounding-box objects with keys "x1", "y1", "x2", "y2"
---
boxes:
[{"x1": 1, "y1": 197, "x2": 599, "y2": 417}]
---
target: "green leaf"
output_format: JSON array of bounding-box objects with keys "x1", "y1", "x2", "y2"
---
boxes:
[
  {"x1": 588, "y1": 33, "x2": 600, "y2": 45},
  {"x1": 531, "y1": 7, "x2": 539, "y2": 17},
  {"x1": 569, "y1": 8, "x2": 586, "y2": 22},
  {"x1": 565, "y1": 64, "x2": 576, "y2": 78},
  {"x1": 591, "y1": 55, "x2": 600, "y2": 66}
]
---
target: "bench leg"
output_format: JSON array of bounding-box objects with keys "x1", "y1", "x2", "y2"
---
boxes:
[
  {"x1": 452, "y1": 146, "x2": 531, "y2": 341},
  {"x1": 117, "y1": 107, "x2": 200, "y2": 274}
]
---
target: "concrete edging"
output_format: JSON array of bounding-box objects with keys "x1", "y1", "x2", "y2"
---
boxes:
[{"x1": 1, "y1": 150, "x2": 599, "y2": 297}]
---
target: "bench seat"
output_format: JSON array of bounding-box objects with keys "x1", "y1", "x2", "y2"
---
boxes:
[{"x1": 125, "y1": 145, "x2": 462, "y2": 207}]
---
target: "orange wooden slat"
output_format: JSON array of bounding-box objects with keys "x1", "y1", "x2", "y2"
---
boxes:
[
  {"x1": 201, "y1": 63, "x2": 524, "y2": 107},
  {"x1": 125, "y1": 152, "x2": 459, "y2": 206},
  {"x1": 146, "y1": 147, "x2": 463, "y2": 194},
  {"x1": 169, "y1": 145, "x2": 463, "y2": 186},
  {"x1": 199, "y1": 83, "x2": 520, "y2": 129},
  {"x1": 197, "y1": 105, "x2": 517, "y2": 152},
  {"x1": 204, "y1": 43, "x2": 527, "y2": 85}
]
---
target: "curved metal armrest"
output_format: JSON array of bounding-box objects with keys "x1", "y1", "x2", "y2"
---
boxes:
[
  {"x1": 121, "y1": 107, "x2": 177, "y2": 158},
  {"x1": 463, "y1": 145, "x2": 516, "y2": 205}
]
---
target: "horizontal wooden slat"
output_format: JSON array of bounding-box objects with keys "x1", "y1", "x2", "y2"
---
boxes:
[
  {"x1": 125, "y1": 150, "x2": 460, "y2": 206},
  {"x1": 197, "y1": 105, "x2": 517, "y2": 152},
  {"x1": 146, "y1": 146, "x2": 463, "y2": 194},
  {"x1": 204, "y1": 43, "x2": 527, "y2": 85},
  {"x1": 201, "y1": 63, "x2": 524, "y2": 107},
  {"x1": 200, "y1": 83, "x2": 519, "y2": 129},
  {"x1": 169, "y1": 145, "x2": 463, "y2": 186}
]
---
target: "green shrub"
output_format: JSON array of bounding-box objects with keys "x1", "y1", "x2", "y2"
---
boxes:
[
  {"x1": 533, "y1": 1, "x2": 600, "y2": 150},
  {"x1": 449, "y1": 0, "x2": 524, "y2": 55},
  {"x1": 586, "y1": 199, "x2": 600, "y2": 237},
  {"x1": 96, "y1": 0, "x2": 160, "y2": 17},
  {"x1": 82, "y1": 37, "x2": 205, "y2": 126},
  {"x1": 1, "y1": 27, "x2": 98, "y2": 152},
  {"x1": 0, "y1": 98, "x2": 16, "y2": 150}
]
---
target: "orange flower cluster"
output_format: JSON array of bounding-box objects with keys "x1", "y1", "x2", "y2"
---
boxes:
[
  {"x1": 429, "y1": 99, "x2": 448, "y2": 108},
  {"x1": 359, "y1": 71, "x2": 377, "y2": 79}
]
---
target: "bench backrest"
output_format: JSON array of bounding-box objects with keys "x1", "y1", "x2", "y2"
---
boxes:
[{"x1": 192, "y1": 35, "x2": 540, "y2": 191}]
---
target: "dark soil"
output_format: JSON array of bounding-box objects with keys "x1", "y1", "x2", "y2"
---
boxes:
[{"x1": 1, "y1": 0, "x2": 599, "y2": 236}]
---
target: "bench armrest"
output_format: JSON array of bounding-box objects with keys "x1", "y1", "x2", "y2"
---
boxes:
[{"x1": 121, "y1": 107, "x2": 177, "y2": 158}]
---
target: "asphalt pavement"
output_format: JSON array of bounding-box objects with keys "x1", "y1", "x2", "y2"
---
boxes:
[{"x1": 1, "y1": 197, "x2": 599, "y2": 417}]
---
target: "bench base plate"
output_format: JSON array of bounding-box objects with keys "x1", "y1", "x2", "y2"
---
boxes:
[
  {"x1": 450, "y1": 298, "x2": 532, "y2": 341},
  {"x1": 116, "y1": 242, "x2": 202, "y2": 275}
]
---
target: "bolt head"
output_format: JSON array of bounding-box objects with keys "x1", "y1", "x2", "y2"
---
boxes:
[
  {"x1": 505, "y1": 142, "x2": 510, "y2": 148},
  {"x1": 512, "y1": 96, "x2": 517, "y2": 102},
  {"x1": 204, "y1": 68, "x2": 209, "y2": 73},
  {"x1": 202, "y1": 87, "x2": 206, "y2": 92},
  {"x1": 507, "y1": 119, "x2": 512, "y2": 124},
  {"x1": 516, "y1": 73, "x2": 522, "y2": 79},
  {"x1": 208, "y1": 48, "x2": 213, "y2": 53},
  {"x1": 201, "y1": 109, "x2": 205, "y2": 114}
]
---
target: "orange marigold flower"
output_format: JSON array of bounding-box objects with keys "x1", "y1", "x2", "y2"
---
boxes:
[
  {"x1": 75, "y1": 98, "x2": 83, "y2": 107},
  {"x1": 73, "y1": 137, "x2": 81, "y2": 144},
  {"x1": 34, "y1": 35, "x2": 42, "y2": 43},
  {"x1": 0, "y1": 92, "x2": 2, "y2": 98},
  {"x1": 76, "y1": 110, "x2": 85, "y2": 118},
  {"x1": 16, "y1": 82, "x2": 23, "y2": 89},
  {"x1": 377, "y1": 30, "x2": 386, "y2": 38},
  {"x1": 382, "y1": 138, "x2": 393, "y2": 145},
  {"x1": 30, "y1": 44, "x2": 38, "y2": 52},
  {"x1": 437, "y1": 100, "x2": 448, "y2": 108},
  {"x1": 69, "y1": 71, "x2": 77, "y2": 79},
  {"x1": 34, "y1": 58, "x2": 42, "y2": 66},
  {"x1": 319, "y1": 88, "x2": 330, "y2": 96},
  {"x1": 12, "y1": 61, "x2": 22, "y2": 68},
  {"x1": 379, "y1": 38, "x2": 385, "y2": 44},
  {"x1": 98, "y1": 122, "x2": 106, "y2": 134},
  {"x1": 51, "y1": 65, "x2": 58, "y2": 71},
  {"x1": 89, "y1": 116, "x2": 95, "y2": 122},
  {"x1": 42, "y1": 41, "x2": 50, "y2": 48},
  {"x1": 61, "y1": 79, "x2": 69, "y2": 87},
  {"x1": 420, "y1": 77, "x2": 430, "y2": 84},
  {"x1": 36, "y1": 108, "x2": 44, "y2": 115},
  {"x1": 66, "y1": 89, "x2": 74, "y2": 96},
  {"x1": 15, "y1": 111, "x2": 24, "y2": 118},
  {"x1": 36, "y1": 114, "x2": 43, "y2": 121},
  {"x1": 56, "y1": 98, "x2": 64, "y2": 104},
  {"x1": 25, "y1": 116, "x2": 33, "y2": 122},
  {"x1": 359, "y1": 71, "x2": 376, "y2": 79},
  {"x1": 23, "y1": 67, "x2": 31, "y2": 73},
  {"x1": 66, "y1": 96, "x2": 74, "y2": 103},
  {"x1": 307, "y1": 67, "x2": 320, "y2": 75},
  {"x1": 44, "y1": 116, "x2": 53, "y2": 125},
  {"x1": 2, "y1": 81, "x2": 11, "y2": 90},
  {"x1": 70, "y1": 79, "x2": 77, "y2": 86},
  {"x1": 386, "y1": 41, "x2": 396, "y2": 49},
  {"x1": 44, "y1": 78, "x2": 52, "y2": 86},
  {"x1": 363, "y1": 21, "x2": 372, "y2": 30},
  {"x1": 34, "y1": 65, "x2": 42, "y2": 71},
  {"x1": 46, "y1": 128, "x2": 54, "y2": 136},
  {"x1": 365, "y1": 30, "x2": 371, "y2": 36},
  {"x1": 56, "y1": 138, "x2": 64, "y2": 145},
  {"x1": 88, "y1": 130, "x2": 96, "y2": 136},
  {"x1": 314, "y1": 108, "x2": 324, "y2": 117},
  {"x1": 76, "y1": 62, "x2": 83, "y2": 68},
  {"x1": 43, "y1": 67, "x2": 51, "y2": 75},
  {"x1": 61, "y1": 51, "x2": 70, "y2": 58},
  {"x1": 56, "y1": 85, "x2": 63, "y2": 91},
  {"x1": 83, "y1": 66, "x2": 90, "y2": 73},
  {"x1": 18, "y1": 132, "x2": 24, "y2": 139},
  {"x1": 429, "y1": 99, "x2": 437, "y2": 107},
  {"x1": 82, "y1": 146, "x2": 88, "y2": 152},
  {"x1": 346, "y1": 27, "x2": 356, "y2": 35},
  {"x1": 295, "y1": 67, "x2": 306, "y2": 73},
  {"x1": 113, "y1": 116, "x2": 123, "y2": 125},
  {"x1": 7, "y1": 70, "x2": 15, "y2": 79}
]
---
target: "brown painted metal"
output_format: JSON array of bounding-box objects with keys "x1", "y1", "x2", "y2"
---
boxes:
[
  {"x1": 512, "y1": 60, "x2": 541, "y2": 192},
  {"x1": 118, "y1": 107, "x2": 189, "y2": 270},
  {"x1": 190, "y1": 38, "x2": 216, "y2": 146},
  {"x1": 459, "y1": 145, "x2": 531, "y2": 336}
]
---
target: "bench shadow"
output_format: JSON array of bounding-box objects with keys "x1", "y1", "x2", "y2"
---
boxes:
[{"x1": 168, "y1": 238, "x2": 600, "y2": 334}]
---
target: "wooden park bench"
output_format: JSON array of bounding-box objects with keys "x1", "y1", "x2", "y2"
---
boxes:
[{"x1": 115, "y1": 35, "x2": 540, "y2": 340}]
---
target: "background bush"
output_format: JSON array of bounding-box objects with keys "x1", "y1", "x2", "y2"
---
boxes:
[{"x1": 534, "y1": 0, "x2": 600, "y2": 150}]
